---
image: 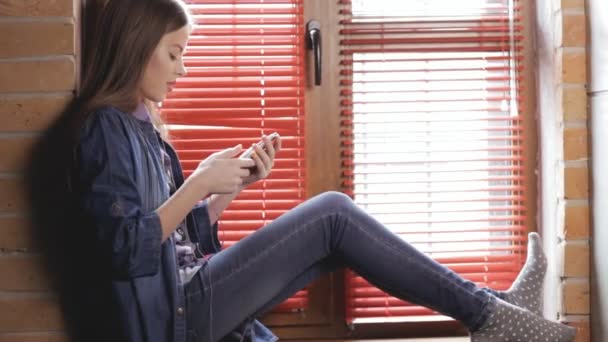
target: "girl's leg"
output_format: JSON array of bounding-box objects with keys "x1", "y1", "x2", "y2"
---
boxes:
[
  {"x1": 186, "y1": 255, "x2": 343, "y2": 341},
  {"x1": 187, "y1": 191, "x2": 574, "y2": 342}
]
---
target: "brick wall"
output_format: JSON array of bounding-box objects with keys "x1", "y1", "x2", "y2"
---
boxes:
[
  {"x1": 536, "y1": 0, "x2": 592, "y2": 340},
  {"x1": 0, "y1": 0, "x2": 78, "y2": 341},
  {"x1": 559, "y1": 0, "x2": 591, "y2": 340}
]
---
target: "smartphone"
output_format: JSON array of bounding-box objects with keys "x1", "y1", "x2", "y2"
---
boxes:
[{"x1": 239, "y1": 132, "x2": 280, "y2": 160}]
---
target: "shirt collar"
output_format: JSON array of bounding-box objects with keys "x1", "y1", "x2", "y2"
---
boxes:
[{"x1": 132, "y1": 102, "x2": 151, "y2": 122}]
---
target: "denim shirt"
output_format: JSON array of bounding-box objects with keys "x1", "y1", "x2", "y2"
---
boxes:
[{"x1": 75, "y1": 106, "x2": 276, "y2": 342}]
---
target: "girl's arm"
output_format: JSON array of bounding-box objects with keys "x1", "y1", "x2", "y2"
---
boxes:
[
  {"x1": 207, "y1": 185, "x2": 245, "y2": 225},
  {"x1": 157, "y1": 146, "x2": 254, "y2": 241},
  {"x1": 205, "y1": 134, "x2": 282, "y2": 225},
  {"x1": 156, "y1": 175, "x2": 210, "y2": 241}
]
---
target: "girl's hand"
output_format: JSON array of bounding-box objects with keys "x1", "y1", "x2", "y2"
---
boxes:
[
  {"x1": 192, "y1": 145, "x2": 255, "y2": 194},
  {"x1": 242, "y1": 134, "x2": 282, "y2": 186}
]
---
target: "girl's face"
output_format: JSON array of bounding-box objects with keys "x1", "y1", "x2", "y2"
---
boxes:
[{"x1": 139, "y1": 25, "x2": 190, "y2": 103}]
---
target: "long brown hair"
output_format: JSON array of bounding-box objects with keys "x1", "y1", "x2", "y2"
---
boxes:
[
  {"x1": 24, "y1": 4, "x2": 191, "y2": 340},
  {"x1": 74, "y1": 0, "x2": 191, "y2": 135}
]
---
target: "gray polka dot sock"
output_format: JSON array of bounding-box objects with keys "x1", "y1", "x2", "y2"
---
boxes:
[
  {"x1": 500, "y1": 232, "x2": 547, "y2": 315},
  {"x1": 471, "y1": 298, "x2": 576, "y2": 342}
]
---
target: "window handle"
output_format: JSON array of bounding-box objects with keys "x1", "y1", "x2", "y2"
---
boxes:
[{"x1": 306, "y1": 20, "x2": 322, "y2": 86}]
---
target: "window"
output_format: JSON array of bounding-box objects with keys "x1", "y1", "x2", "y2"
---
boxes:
[
  {"x1": 339, "y1": 0, "x2": 529, "y2": 323},
  {"x1": 159, "y1": 0, "x2": 534, "y2": 337}
]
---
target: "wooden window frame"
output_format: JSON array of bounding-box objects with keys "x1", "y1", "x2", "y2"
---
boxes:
[{"x1": 263, "y1": 0, "x2": 537, "y2": 339}]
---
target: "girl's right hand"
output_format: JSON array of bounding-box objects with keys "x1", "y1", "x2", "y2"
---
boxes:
[{"x1": 192, "y1": 145, "x2": 255, "y2": 194}]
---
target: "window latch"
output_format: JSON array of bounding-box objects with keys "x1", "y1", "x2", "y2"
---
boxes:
[{"x1": 306, "y1": 20, "x2": 322, "y2": 86}]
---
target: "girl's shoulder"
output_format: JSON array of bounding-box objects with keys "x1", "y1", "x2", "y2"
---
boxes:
[
  {"x1": 82, "y1": 105, "x2": 129, "y2": 132},
  {"x1": 80, "y1": 105, "x2": 148, "y2": 145},
  {"x1": 77, "y1": 105, "x2": 136, "y2": 162}
]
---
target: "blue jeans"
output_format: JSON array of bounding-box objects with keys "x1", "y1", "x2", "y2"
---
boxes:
[{"x1": 185, "y1": 191, "x2": 496, "y2": 341}]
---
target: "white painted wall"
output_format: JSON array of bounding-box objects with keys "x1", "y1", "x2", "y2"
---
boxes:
[
  {"x1": 535, "y1": 0, "x2": 562, "y2": 320},
  {"x1": 588, "y1": 0, "x2": 608, "y2": 340}
]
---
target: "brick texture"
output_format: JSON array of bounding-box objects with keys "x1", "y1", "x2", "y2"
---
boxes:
[
  {"x1": 0, "y1": 333, "x2": 67, "y2": 342},
  {"x1": 562, "y1": 14, "x2": 587, "y2": 48},
  {"x1": 0, "y1": 22, "x2": 74, "y2": 58},
  {"x1": 563, "y1": 128, "x2": 589, "y2": 160},
  {"x1": 0, "y1": 178, "x2": 26, "y2": 212},
  {"x1": 550, "y1": 0, "x2": 591, "y2": 339},
  {"x1": 570, "y1": 320, "x2": 591, "y2": 342},
  {"x1": 0, "y1": 58, "x2": 75, "y2": 93},
  {"x1": 563, "y1": 86, "x2": 588, "y2": 121},
  {"x1": 0, "y1": 0, "x2": 73, "y2": 17},
  {"x1": 0, "y1": 216, "x2": 33, "y2": 251},
  {"x1": 561, "y1": 241, "x2": 590, "y2": 277},
  {"x1": 564, "y1": 166, "x2": 589, "y2": 199},
  {"x1": 562, "y1": 0, "x2": 585, "y2": 8},
  {"x1": 0, "y1": 255, "x2": 49, "y2": 291},
  {"x1": 0, "y1": 0, "x2": 76, "y2": 339},
  {"x1": 0, "y1": 95, "x2": 71, "y2": 132},
  {"x1": 0, "y1": 293, "x2": 64, "y2": 332},
  {"x1": 0, "y1": 136, "x2": 37, "y2": 172},
  {"x1": 564, "y1": 205, "x2": 590, "y2": 239},
  {"x1": 561, "y1": 280, "x2": 591, "y2": 315},
  {"x1": 562, "y1": 49, "x2": 587, "y2": 84}
]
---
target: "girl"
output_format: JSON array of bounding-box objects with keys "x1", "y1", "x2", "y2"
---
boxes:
[{"x1": 28, "y1": 0, "x2": 576, "y2": 341}]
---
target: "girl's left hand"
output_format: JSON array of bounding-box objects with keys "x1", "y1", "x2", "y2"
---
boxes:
[{"x1": 241, "y1": 134, "x2": 281, "y2": 186}]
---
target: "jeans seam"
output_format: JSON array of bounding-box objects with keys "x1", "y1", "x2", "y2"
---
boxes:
[
  {"x1": 341, "y1": 213, "x2": 487, "y2": 321},
  {"x1": 202, "y1": 211, "x2": 339, "y2": 291},
  {"x1": 198, "y1": 203, "x2": 489, "y2": 330},
  {"x1": 470, "y1": 294, "x2": 496, "y2": 332}
]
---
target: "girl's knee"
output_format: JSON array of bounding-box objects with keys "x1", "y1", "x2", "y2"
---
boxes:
[{"x1": 314, "y1": 191, "x2": 354, "y2": 213}]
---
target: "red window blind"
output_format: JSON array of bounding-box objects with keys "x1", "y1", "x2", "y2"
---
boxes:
[
  {"x1": 161, "y1": 0, "x2": 307, "y2": 313},
  {"x1": 339, "y1": 0, "x2": 529, "y2": 323}
]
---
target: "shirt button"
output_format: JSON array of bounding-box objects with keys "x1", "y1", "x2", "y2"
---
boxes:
[{"x1": 177, "y1": 307, "x2": 184, "y2": 316}]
